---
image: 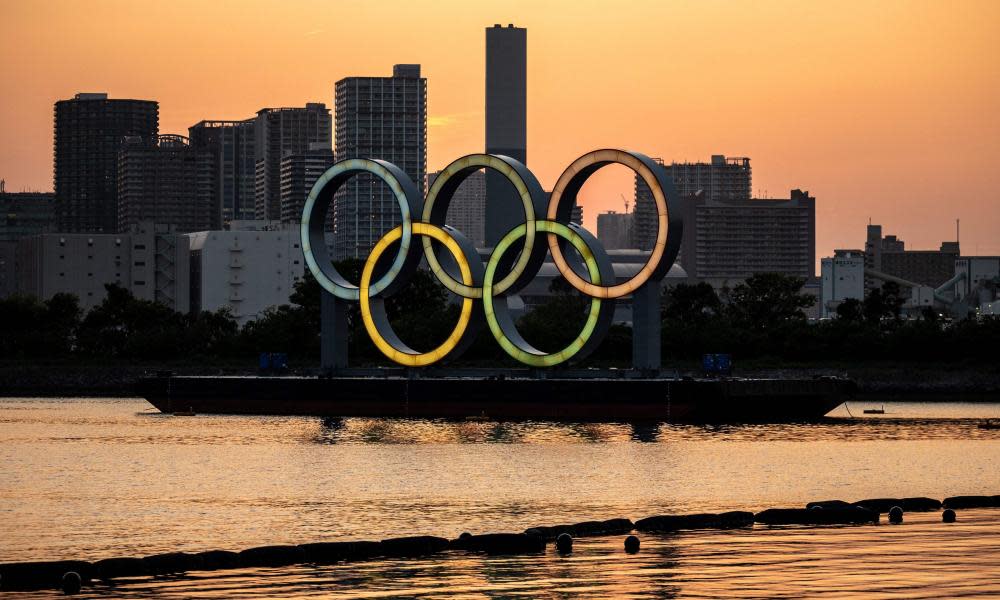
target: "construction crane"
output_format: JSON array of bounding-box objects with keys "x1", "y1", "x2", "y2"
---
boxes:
[{"x1": 621, "y1": 193, "x2": 630, "y2": 214}]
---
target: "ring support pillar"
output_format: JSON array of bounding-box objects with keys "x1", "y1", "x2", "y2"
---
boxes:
[
  {"x1": 631, "y1": 282, "x2": 661, "y2": 371},
  {"x1": 321, "y1": 289, "x2": 349, "y2": 371}
]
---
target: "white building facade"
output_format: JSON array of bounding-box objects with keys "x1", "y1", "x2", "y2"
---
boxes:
[{"x1": 187, "y1": 228, "x2": 304, "y2": 325}]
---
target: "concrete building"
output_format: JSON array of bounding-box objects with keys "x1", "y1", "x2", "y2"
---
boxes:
[
  {"x1": 820, "y1": 250, "x2": 866, "y2": 317},
  {"x1": 634, "y1": 155, "x2": 751, "y2": 250},
  {"x1": 427, "y1": 169, "x2": 486, "y2": 248},
  {"x1": 597, "y1": 210, "x2": 633, "y2": 250},
  {"x1": 189, "y1": 119, "x2": 257, "y2": 223},
  {"x1": 280, "y1": 144, "x2": 335, "y2": 224},
  {"x1": 254, "y1": 104, "x2": 332, "y2": 222},
  {"x1": 865, "y1": 224, "x2": 960, "y2": 289},
  {"x1": 333, "y1": 64, "x2": 427, "y2": 259},
  {"x1": 117, "y1": 135, "x2": 216, "y2": 233},
  {"x1": 54, "y1": 93, "x2": 158, "y2": 233},
  {"x1": 15, "y1": 223, "x2": 189, "y2": 312},
  {"x1": 485, "y1": 24, "x2": 527, "y2": 247},
  {"x1": 676, "y1": 189, "x2": 816, "y2": 282},
  {"x1": 187, "y1": 228, "x2": 304, "y2": 325}
]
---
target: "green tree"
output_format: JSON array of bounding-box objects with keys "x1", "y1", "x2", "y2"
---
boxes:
[
  {"x1": 835, "y1": 297, "x2": 864, "y2": 322},
  {"x1": 863, "y1": 281, "x2": 906, "y2": 323},
  {"x1": 726, "y1": 273, "x2": 815, "y2": 329},
  {"x1": 662, "y1": 282, "x2": 721, "y2": 323}
]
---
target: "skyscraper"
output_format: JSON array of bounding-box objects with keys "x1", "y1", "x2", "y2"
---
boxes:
[
  {"x1": 333, "y1": 64, "x2": 427, "y2": 259},
  {"x1": 253, "y1": 104, "x2": 332, "y2": 222},
  {"x1": 117, "y1": 135, "x2": 216, "y2": 233},
  {"x1": 54, "y1": 93, "x2": 158, "y2": 233},
  {"x1": 280, "y1": 144, "x2": 335, "y2": 224},
  {"x1": 634, "y1": 155, "x2": 751, "y2": 250},
  {"x1": 485, "y1": 24, "x2": 527, "y2": 247},
  {"x1": 189, "y1": 119, "x2": 257, "y2": 224}
]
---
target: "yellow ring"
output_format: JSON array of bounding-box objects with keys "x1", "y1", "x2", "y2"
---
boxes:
[
  {"x1": 360, "y1": 223, "x2": 474, "y2": 367},
  {"x1": 546, "y1": 150, "x2": 669, "y2": 299}
]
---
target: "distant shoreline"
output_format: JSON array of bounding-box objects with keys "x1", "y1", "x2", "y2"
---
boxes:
[{"x1": 1, "y1": 362, "x2": 998, "y2": 401}]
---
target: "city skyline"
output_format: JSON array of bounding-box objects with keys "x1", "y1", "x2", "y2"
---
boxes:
[{"x1": 1, "y1": 0, "x2": 998, "y2": 261}]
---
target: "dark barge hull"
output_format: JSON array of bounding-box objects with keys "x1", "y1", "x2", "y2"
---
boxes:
[{"x1": 136, "y1": 374, "x2": 853, "y2": 423}]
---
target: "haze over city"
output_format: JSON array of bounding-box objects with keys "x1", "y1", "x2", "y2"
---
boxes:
[{"x1": 2, "y1": 0, "x2": 998, "y2": 260}]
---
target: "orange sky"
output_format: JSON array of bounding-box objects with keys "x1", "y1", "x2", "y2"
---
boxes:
[{"x1": 2, "y1": 0, "x2": 999, "y2": 263}]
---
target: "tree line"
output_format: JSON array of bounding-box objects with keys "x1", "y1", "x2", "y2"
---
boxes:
[{"x1": 1, "y1": 265, "x2": 996, "y2": 366}]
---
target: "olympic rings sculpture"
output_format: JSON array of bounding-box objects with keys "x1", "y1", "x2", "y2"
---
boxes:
[{"x1": 301, "y1": 149, "x2": 682, "y2": 368}]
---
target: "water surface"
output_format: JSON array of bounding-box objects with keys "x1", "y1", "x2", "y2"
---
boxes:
[{"x1": 2, "y1": 398, "x2": 999, "y2": 597}]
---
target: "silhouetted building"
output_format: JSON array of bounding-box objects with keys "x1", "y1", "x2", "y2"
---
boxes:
[
  {"x1": 118, "y1": 135, "x2": 216, "y2": 233},
  {"x1": 280, "y1": 144, "x2": 335, "y2": 224},
  {"x1": 16, "y1": 223, "x2": 189, "y2": 312},
  {"x1": 0, "y1": 188, "x2": 54, "y2": 242},
  {"x1": 678, "y1": 189, "x2": 816, "y2": 281},
  {"x1": 54, "y1": 93, "x2": 159, "y2": 233},
  {"x1": 485, "y1": 24, "x2": 527, "y2": 246},
  {"x1": 189, "y1": 119, "x2": 257, "y2": 224},
  {"x1": 821, "y1": 249, "x2": 866, "y2": 317},
  {"x1": 597, "y1": 211, "x2": 633, "y2": 250},
  {"x1": 634, "y1": 155, "x2": 751, "y2": 250},
  {"x1": 428, "y1": 169, "x2": 486, "y2": 247},
  {"x1": 333, "y1": 64, "x2": 427, "y2": 258},
  {"x1": 254, "y1": 104, "x2": 331, "y2": 222},
  {"x1": 865, "y1": 224, "x2": 960, "y2": 288}
]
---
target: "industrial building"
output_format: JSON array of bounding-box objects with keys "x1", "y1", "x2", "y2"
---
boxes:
[
  {"x1": 279, "y1": 144, "x2": 335, "y2": 224},
  {"x1": 54, "y1": 93, "x2": 158, "y2": 233},
  {"x1": 254, "y1": 104, "x2": 332, "y2": 222},
  {"x1": 634, "y1": 155, "x2": 751, "y2": 250},
  {"x1": 332, "y1": 64, "x2": 427, "y2": 259},
  {"x1": 484, "y1": 24, "x2": 527, "y2": 247},
  {"x1": 117, "y1": 135, "x2": 217, "y2": 233},
  {"x1": 189, "y1": 119, "x2": 257, "y2": 224},
  {"x1": 187, "y1": 227, "x2": 304, "y2": 325},
  {"x1": 865, "y1": 224, "x2": 960, "y2": 289},
  {"x1": 15, "y1": 223, "x2": 190, "y2": 312},
  {"x1": 427, "y1": 169, "x2": 486, "y2": 248}
]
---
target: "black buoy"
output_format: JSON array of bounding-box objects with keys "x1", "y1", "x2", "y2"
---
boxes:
[
  {"x1": 556, "y1": 533, "x2": 573, "y2": 555},
  {"x1": 459, "y1": 532, "x2": 472, "y2": 540},
  {"x1": 889, "y1": 506, "x2": 904, "y2": 524},
  {"x1": 624, "y1": 535, "x2": 640, "y2": 554},
  {"x1": 62, "y1": 571, "x2": 82, "y2": 595},
  {"x1": 943, "y1": 509, "x2": 956, "y2": 523}
]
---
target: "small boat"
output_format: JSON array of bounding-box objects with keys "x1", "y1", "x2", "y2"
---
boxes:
[
  {"x1": 979, "y1": 420, "x2": 1000, "y2": 430},
  {"x1": 863, "y1": 405, "x2": 886, "y2": 415}
]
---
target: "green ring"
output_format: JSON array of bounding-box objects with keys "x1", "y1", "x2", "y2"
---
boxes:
[{"x1": 483, "y1": 220, "x2": 604, "y2": 367}]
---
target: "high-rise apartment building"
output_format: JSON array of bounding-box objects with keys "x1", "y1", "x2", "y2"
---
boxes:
[
  {"x1": 0, "y1": 188, "x2": 54, "y2": 242},
  {"x1": 427, "y1": 170, "x2": 486, "y2": 248},
  {"x1": 634, "y1": 155, "x2": 751, "y2": 250},
  {"x1": 254, "y1": 104, "x2": 331, "y2": 222},
  {"x1": 485, "y1": 24, "x2": 527, "y2": 247},
  {"x1": 117, "y1": 135, "x2": 216, "y2": 233},
  {"x1": 189, "y1": 119, "x2": 257, "y2": 224},
  {"x1": 333, "y1": 64, "x2": 427, "y2": 259},
  {"x1": 54, "y1": 93, "x2": 158, "y2": 233},
  {"x1": 280, "y1": 144, "x2": 335, "y2": 224},
  {"x1": 676, "y1": 189, "x2": 816, "y2": 281}
]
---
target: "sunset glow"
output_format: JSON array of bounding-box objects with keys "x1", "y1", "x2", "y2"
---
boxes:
[{"x1": 1, "y1": 0, "x2": 998, "y2": 261}]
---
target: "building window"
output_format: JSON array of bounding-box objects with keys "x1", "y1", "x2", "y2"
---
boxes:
[
  {"x1": 134, "y1": 261, "x2": 145, "y2": 267},
  {"x1": 134, "y1": 244, "x2": 146, "y2": 250},
  {"x1": 135, "y1": 281, "x2": 145, "y2": 285}
]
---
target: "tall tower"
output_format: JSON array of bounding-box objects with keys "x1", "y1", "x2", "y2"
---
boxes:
[
  {"x1": 333, "y1": 64, "x2": 427, "y2": 259},
  {"x1": 485, "y1": 24, "x2": 527, "y2": 247},
  {"x1": 189, "y1": 119, "x2": 257, "y2": 224},
  {"x1": 54, "y1": 93, "x2": 158, "y2": 233},
  {"x1": 253, "y1": 103, "x2": 332, "y2": 222}
]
